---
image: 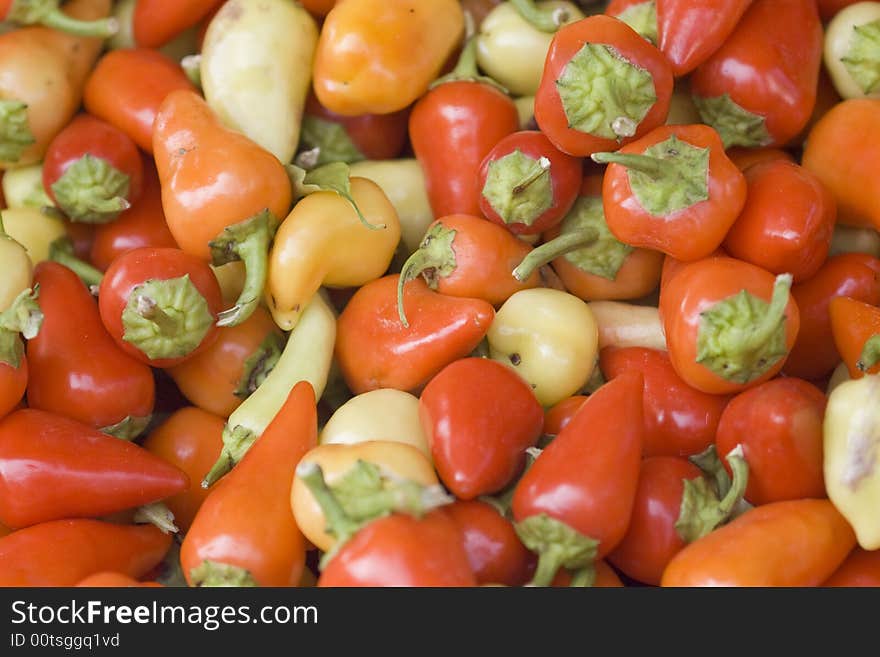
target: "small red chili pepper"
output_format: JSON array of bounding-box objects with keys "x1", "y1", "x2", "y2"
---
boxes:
[
  {"x1": 659, "y1": 257, "x2": 800, "y2": 395},
  {"x1": 600, "y1": 346, "x2": 731, "y2": 457},
  {"x1": 690, "y1": 0, "x2": 823, "y2": 149},
  {"x1": 592, "y1": 123, "x2": 746, "y2": 262},
  {"x1": 715, "y1": 377, "x2": 826, "y2": 506},
  {"x1": 419, "y1": 357, "x2": 544, "y2": 500},
  {"x1": 0, "y1": 408, "x2": 189, "y2": 529},
  {"x1": 409, "y1": 34, "x2": 520, "y2": 218},
  {"x1": 396, "y1": 214, "x2": 540, "y2": 327},
  {"x1": 97, "y1": 247, "x2": 223, "y2": 368},
  {"x1": 133, "y1": 0, "x2": 224, "y2": 48},
  {"x1": 535, "y1": 14, "x2": 673, "y2": 157},
  {"x1": 27, "y1": 262, "x2": 156, "y2": 438},
  {"x1": 512, "y1": 372, "x2": 644, "y2": 586},
  {"x1": 42, "y1": 113, "x2": 143, "y2": 225},
  {"x1": 0, "y1": 519, "x2": 172, "y2": 587},
  {"x1": 336, "y1": 274, "x2": 495, "y2": 395},
  {"x1": 477, "y1": 130, "x2": 582, "y2": 236},
  {"x1": 723, "y1": 159, "x2": 836, "y2": 283},
  {"x1": 829, "y1": 296, "x2": 880, "y2": 379}
]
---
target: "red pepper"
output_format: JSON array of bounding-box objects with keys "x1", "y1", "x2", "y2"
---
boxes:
[
  {"x1": 89, "y1": 155, "x2": 178, "y2": 272},
  {"x1": 419, "y1": 357, "x2": 544, "y2": 500},
  {"x1": 783, "y1": 253, "x2": 880, "y2": 381},
  {"x1": 535, "y1": 15, "x2": 673, "y2": 157},
  {"x1": 723, "y1": 159, "x2": 835, "y2": 283},
  {"x1": 0, "y1": 408, "x2": 188, "y2": 529},
  {"x1": 133, "y1": 0, "x2": 223, "y2": 48},
  {"x1": 26, "y1": 262, "x2": 156, "y2": 439},
  {"x1": 512, "y1": 372, "x2": 644, "y2": 586},
  {"x1": 600, "y1": 347, "x2": 731, "y2": 457},
  {"x1": 84, "y1": 48, "x2": 197, "y2": 153},
  {"x1": 715, "y1": 378, "x2": 826, "y2": 506},
  {"x1": 317, "y1": 509, "x2": 476, "y2": 587},
  {"x1": 335, "y1": 274, "x2": 495, "y2": 395},
  {"x1": 396, "y1": 214, "x2": 540, "y2": 327},
  {"x1": 659, "y1": 257, "x2": 800, "y2": 395},
  {"x1": 97, "y1": 247, "x2": 223, "y2": 368},
  {"x1": 477, "y1": 130, "x2": 582, "y2": 236},
  {"x1": 0, "y1": 356, "x2": 26, "y2": 422},
  {"x1": 542, "y1": 394, "x2": 587, "y2": 437},
  {"x1": 606, "y1": 456, "x2": 703, "y2": 586},
  {"x1": 656, "y1": 1, "x2": 753, "y2": 77},
  {"x1": 409, "y1": 35, "x2": 520, "y2": 218},
  {"x1": 445, "y1": 500, "x2": 531, "y2": 587},
  {"x1": 181, "y1": 381, "x2": 317, "y2": 587},
  {"x1": 42, "y1": 113, "x2": 143, "y2": 225},
  {"x1": 690, "y1": 0, "x2": 823, "y2": 149},
  {"x1": 823, "y1": 548, "x2": 880, "y2": 587},
  {"x1": 0, "y1": 519, "x2": 172, "y2": 587},
  {"x1": 592, "y1": 123, "x2": 746, "y2": 262}
]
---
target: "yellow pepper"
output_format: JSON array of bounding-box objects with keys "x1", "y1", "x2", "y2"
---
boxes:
[
  {"x1": 320, "y1": 388, "x2": 431, "y2": 459},
  {"x1": 266, "y1": 176, "x2": 401, "y2": 331},
  {"x1": 203, "y1": 290, "x2": 336, "y2": 487},
  {"x1": 487, "y1": 288, "x2": 598, "y2": 407},
  {"x1": 0, "y1": 207, "x2": 66, "y2": 265},
  {"x1": 312, "y1": 0, "x2": 465, "y2": 116},
  {"x1": 200, "y1": 0, "x2": 318, "y2": 164},
  {"x1": 291, "y1": 441, "x2": 441, "y2": 553},
  {"x1": 1, "y1": 162, "x2": 55, "y2": 209},
  {"x1": 0, "y1": 213, "x2": 40, "y2": 367},
  {"x1": 347, "y1": 159, "x2": 433, "y2": 256},
  {"x1": 824, "y1": 2, "x2": 880, "y2": 100},
  {"x1": 588, "y1": 300, "x2": 667, "y2": 351},
  {"x1": 824, "y1": 374, "x2": 880, "y2": 549}
]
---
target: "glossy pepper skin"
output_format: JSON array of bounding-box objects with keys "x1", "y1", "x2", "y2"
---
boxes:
[
  {"x1": 512, "y1": 372, "x2": 644, "y2": 583},
  {"x1": 606, "y1": 456, "x2": 704, "y2": 586},
  {"x1": 802, "y1": 99, "x2": 880, "y2": 231},
  {"x1": 661, "y1": 499, "x2": 855, "y2": 587},
  {"x1": 715, "y1": 378, "x2": 826, "y2": 506},
  {"x1": 0, "y1": 408, "x2": 189, "y2": 529},
  {"x1": 335, "y1": 274, "x2": 495, "y2": 395},
  {"x1": 133, "y1": 0, "x2": 222, "y2": 48},
  {"x1": 419, "y1": 358, "x2": 544, "y2": 500},
  {"x1": 534, "y1": 15, "x2": 673, "y2": 157},
  {"x1": 318, "y1": 510, "x2": 477, "y2": 587},
  {"x1": 595, "y1": 124, "x2": 746, "y2": 262},
  {"x1": 0, "y1": 519, "x2": 172, "y2": 587},
  {"x1": 84, "y1": 48, "x2": 197, "y2": 153},
  {"x1": 600, "y1": 347, "x2": 731, "y2": 457},
  {"x1": 97, "y1": 247, "x2": 223, "y2": 368},
  {"x1": 0, "y1": 0, "x2": 112, "y2": 168},
  {"x1": 690, "y1": 0, "x2": 823, "y2": 149},
  {"x1": 723, "y1": 159, "x2": 836, "y2": 283},
  {"x1": 26, "y1": 262, "x2": 156, "y2": 436},
  {"x1": 655, "y1": 1, "x2": 753, "y2": 77},
  {"x1": 42, "y1": 113, "x2": 144, "y2": 224},
  {"x1": 659, "y1": 257, "x2": 800, "y2": 395},
  {"x1": 783, "y1": 253, "x2": 880, "y2": 381},
  {"x1": 313, "y1": 0, "x2": 465, "y2": 116},
  {"x1": 409, "y1": 42, "x2": 520, "y2": 219},
  {"x1": 181, "y1": 382, "x2": 316, "y2": 587}
]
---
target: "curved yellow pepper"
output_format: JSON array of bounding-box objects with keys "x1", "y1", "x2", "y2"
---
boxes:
[{"x1": 266, "y1": 177, "x2": 401, "y2": 331}]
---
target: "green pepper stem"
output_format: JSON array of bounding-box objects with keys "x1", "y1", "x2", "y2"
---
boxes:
[
  {"x1": 858, "y1": 334, "x2": 880, "y2": 372},
  {"x1": 509, "y1": 0, "x2": 570, "y2": 32},
  {"x1": 133, "y1": 502, "x2": 178, "y2": 534},
  {"x1": 716, "y1": 445, "x2": 749, "y2": 520},
  {"x1": 296, "y1": 461, "x2": 362, "y2": 543},
  {"x1": 512, "y1": 156, "x2": 551, "y2": 195},
  {"x1": 135, "y1": 295, "x2": 182, "y2": 336},
  {"x1": 512, "y1": 226, "x2": 600, "y2": 282},
  {"x1": 569, "y1": 565, "x2": 596, "y2": 587},
  {"x1": 527, "y1": 546, "x2": 565, "y2": 587},
  {"x1": 39, "y1": 10, "x2": 118, "y2": 38},
  {"x1": 48, "y1": 237, "x2": 104, "y2": 288},
  {"x1": 591, "y1": 151, "x2": 666, "y2": 178},
  {"x1": 397, "y1": 249, "x2": 438, "y2": 328},
  {"x1": 740, "y1": 273, "x2": 793, "y2": 354}
]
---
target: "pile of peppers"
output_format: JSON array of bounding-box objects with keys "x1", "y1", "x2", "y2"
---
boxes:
[{"x1": 1, "y1": 0, "x2": 879, "y2": 588}]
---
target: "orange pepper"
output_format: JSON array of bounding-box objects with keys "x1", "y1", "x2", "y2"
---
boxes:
[
  {"x1": 829, "y1": 296, "x2": 880, "y2": 379},
  {"x1": 312, "y1": 0, "x2": 465, "y2": 116}
]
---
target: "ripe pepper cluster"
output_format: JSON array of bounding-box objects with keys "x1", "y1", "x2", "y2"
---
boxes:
[{"x1": 0, "y1": 0, "x2": 879, "y2": 588}]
